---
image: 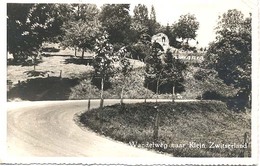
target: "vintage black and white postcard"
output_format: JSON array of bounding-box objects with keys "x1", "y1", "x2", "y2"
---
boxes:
[{"x1": 1, "y1": 0, "x2": 259, "y2": 165}]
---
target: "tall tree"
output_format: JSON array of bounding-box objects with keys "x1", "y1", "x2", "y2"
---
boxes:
[
  {"x1": 99, "y1": 4, "x2": 131, "y2": 47},
  {"x1": 112, "y1": 47, "x2": 133, "y2": 105},
  {"x1": 172, "y1": 13, "x2": 199, "y2": 47},
  {"x1": 93, "y1": 32, "x2": 115, "y2": 108},
  {"x1": 61, "y1": 4, "x2": 100, "y2": 57},
  {"x1": 71, "y1": 4, "x2": 99, "y2": 22},
  {"x1": 131, "y1": 4, "x2": 150, "y2": 41},
  {"x1": 150, "y1": 5, "x2": 156, "y2": 22},
  {"x1": 133, "y1": 4, "x2": 149, "y2": 24},
  {"x1": 62, "y1": 20, "x2": 101, "y2": 58},
  {"x1": 145, "y1": 42, "x2": 163, "y2": 102},
  {"x1": 147, "y1": 5, "x2": 160, "y2": 36},
  {"x1": 206, "y1": 9, "x2": 251, "y2": 110},
  {"x1": 161, "y1": 49, "x2": 187, "y2": 101}
]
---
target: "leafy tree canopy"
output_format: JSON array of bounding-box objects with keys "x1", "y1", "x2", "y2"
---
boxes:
[
  {"x1": 172, "y1": 13, "x2": 199, "y2": 43},
  {"x1": 206, "y1": 9, "x2": 251, "y2": 110},
  {"x1": 7, "y1": 3, "x2": 70, "y2": 62},
  {"x1": 99, "y1": 4, "x2": 131, "y2": 46}
]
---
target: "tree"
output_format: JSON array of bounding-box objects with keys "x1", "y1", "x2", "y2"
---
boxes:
[
  {"x1": 130, "y1": 4, "x2": 150, "y2": 42},
  {"x1": 62, "y1": 19, "x2": 101, "y2": 58},
  {"x1": 112, "y1": 47, "x2": 133, "y2": 106},
  {"x1": 145, "y1": 43, "x2": 187, "y2": 101},
  {"x1": 61, "y1": 4, "x2": 100, "y2": 57},
  {"x1": 93, "y1": 32, "x2": 115, "y2": 108},
  {"x1": 172, "y1": 13, "x2": 199, "y2": 46},
  {"x1": 145, "y1": 42, "x2": 164, "y2": 102},
  {"x1": 161, "y1": 49, "x2": 187, "y2": 101},
  {"x1": 147, "y1": 5, "x2": 160, "y2": 36},
  {"x1": 206, "y1": 9, "x2": 251, "y2": 110},
  {"x1": 71, "y1": 4, "x2": 99, "y2": 22},
  {"x1": 99, "y1": 4, "x2": 131, "y2": 47},
  {"x1": 7, "y1": 4, "x2": 70, "y2": 62}
]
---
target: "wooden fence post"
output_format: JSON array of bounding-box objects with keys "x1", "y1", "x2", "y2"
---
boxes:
[
  {"x1": 243, "y1": 132, "x2": 249, "y2": 157},
  {"x1": 59, "y1": 70, "x2": 62, "y2": 78},
  {"x1": 153, "y1": 106, "x2": 160, "y2": 143},
  {"x1": 88, "y1": 98, "x2": 91, "y2": 111}
]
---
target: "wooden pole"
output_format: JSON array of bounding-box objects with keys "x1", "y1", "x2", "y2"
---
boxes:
[
  {"x1": 100, "y1": 77, "x2": 104, "y2": 108},
  {"x1": 153, "y1": 106, "x2": 160, "y2": 143},
  {"x1": 172, "y1": 86, "x2": 175, "y2": 103},
  {"x1": 120, "y1": 86, "x2": 124, "y2": 105},
  {"x1": 88, "y1": 98, "x2": 91, "y2": 111},
  {"x1": 243, "y1": 132, "x2": 249, "y2": 157},
  {"x1": 74, "y1": 46, "x2": 77, "y2": 57}
]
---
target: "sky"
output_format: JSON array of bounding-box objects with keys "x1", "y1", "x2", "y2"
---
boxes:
[{"x1": 127, "y1": 0, "x2": 254, "y2": 47}]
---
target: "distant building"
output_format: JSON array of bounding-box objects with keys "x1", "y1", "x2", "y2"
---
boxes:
[{"x1": 151, "y1": 33, "x2": 170, "y2": 52}]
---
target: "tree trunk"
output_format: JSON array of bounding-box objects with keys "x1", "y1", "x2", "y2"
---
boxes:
[
  {"x1": 156, "y1": 78, "x2": 160, "y2": 103},
  {"x1": 120, "y1": 86, "x2": 124, "y2": 105},
  {"x1": 248, "y1": 93, "x2": 251, "y2": 108},
  {"x1": 81, "y1": 48, "x2": 85, "y2": 59},
  {"x1": 88, "y1": 98, "x2": 91, "y2": 111},
  {"x1": 33, "y1": 54, "x2": 37, "y2": 71},
  {"x1": 100, "y1": 77, "x2": 104, "y2": 108},
  {"x1": 242, "y1": 132, "x2": 249, "y2": 157},
  {"x1": 172, "y1": 86, "x2": 175, "y2": 103},
  {"x1": 153, "y1": 108, "x2": 160, "y2": 143},
  {"x1": 74, "y1": 46, "x2": 77, "y2": 57},
  {"x1": 145, "y1": 83, "x2": 148, "y2": 103}
]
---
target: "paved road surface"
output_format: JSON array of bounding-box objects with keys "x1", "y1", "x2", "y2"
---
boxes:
[{"x1": 7, "y1": 99, "x2": 186, "y2": 158}]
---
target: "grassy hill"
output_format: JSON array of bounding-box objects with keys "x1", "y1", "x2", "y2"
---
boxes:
[
  {"x1": 7, "y1": 42, "x2": 236, "y2": 101},
  {"x1": 78, "y1": 101, "x2": 251, "y2": 157}
]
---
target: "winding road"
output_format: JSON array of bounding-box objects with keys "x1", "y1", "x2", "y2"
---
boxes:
[{"x1": 7, "y1": 99, "x2": 183, "y2": 158}]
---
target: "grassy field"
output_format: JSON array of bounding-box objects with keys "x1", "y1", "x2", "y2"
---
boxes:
[
  {"x1": 7, "y1": 42, "x2": 236, "y2": 101},
  {"x1": 78, "y1": 101, "x2": 251, "y2": 157}
]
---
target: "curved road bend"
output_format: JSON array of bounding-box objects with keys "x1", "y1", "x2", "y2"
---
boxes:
[{"x1": 7, "y1": 99, "x2": 184, "y2": 157}]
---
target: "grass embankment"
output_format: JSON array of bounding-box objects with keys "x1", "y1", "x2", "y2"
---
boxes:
[{"x1": 78, "y1": 101, "x2": 251, "y2": 157}]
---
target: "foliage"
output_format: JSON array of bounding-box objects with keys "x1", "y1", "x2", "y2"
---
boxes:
[
  {"x1": 147, "y1": 5, "x2": 160, "y2": 36},
  {"x1": 113, "y1": 47, "x2": 133, "y2": 104},
  {"x1": 99, "y1": 4, "x2": 132, "y2": 45},
  {"x1": 130, "y1": 4, "x2": 150, "y2": 41},
  {"x1": 145, "y1": 44, "x2": 187, "y2": 95},
  {"x1": 172, "y1": 13, "x2": 199, "y2": 42},
  {"x1": 7, "y1": 4, "x2": 69, "y2": 62},
  {"x1": 160, "y1": 49, "x2": 187, "y2": 94},
  {"x1": 93, "y1": 32, "x2": 115, "y2": 81},
  {"x1": 206, "y1": 9, "x2": 251, "y2": 110},
  {"x1": 61, "y1": 4, "x2": 100, "y2": 57},
  {"x1": 92, "y1": 32, "x2": 116, "y2": 107},
  {"x1": 130, "y1": 39, "x2": 152, "y2": 61},
  {"x1": 162, "y1": 24, "x2": 181, "y2": 48},
  {"x1": 69, "y1": 79, "x2": 100, "y2": 99},
  {"x1": 61, "y1": 19, "x2": 101, "y2": 57},
  {"x1": 145, "y1": 42, "x2": 164, "y2": 96},
  {"x1": 71, "y1": 4, "x2": 100, "y2": 22}
]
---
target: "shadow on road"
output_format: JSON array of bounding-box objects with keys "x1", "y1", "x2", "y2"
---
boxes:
[{"x1": 8, "y1": 77, "x2": 79, "y2": 101}]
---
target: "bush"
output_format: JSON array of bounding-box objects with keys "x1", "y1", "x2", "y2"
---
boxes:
[
  {"x1": 130, "y1": 41, "x2": 152, "y2": 61},
  {"x1": 69, "y1": 79, "x2": 100, "y2": 99},
  {"x1": 201, "y1": 90, "x2": 226, "y2": 100}
]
